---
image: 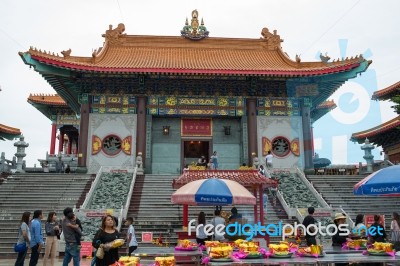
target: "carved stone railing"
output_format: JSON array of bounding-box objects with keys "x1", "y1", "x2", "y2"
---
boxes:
[
  {"x1": 272, "y1": 170, "x2": 322, "y2": 209},
  {"x1": 276, "y1": 190, "x2": 295, "y2": 217},
  {"x1": 77, "y1": 167, "x2": 136, "y2": 241},
  {"x1": 86, "y1": 168, "x2": 135, "y2": 210},
  {"x1": 81, "y1": 166, "x2": 104, "y2": 209},
  {"x1": 123, "y1": 167, "x2": 137, "y2": 220}
]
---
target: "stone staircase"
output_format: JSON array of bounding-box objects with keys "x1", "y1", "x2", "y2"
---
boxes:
[
  {"x1": 307, "y1": 174, "x2": 400, "y2": 229},
  {"x1": 0, "y1": 173, "x2": 92, "y2": 256},
  {"x1": 122, "y1": 174, "x2": 294, "y2": 246}
]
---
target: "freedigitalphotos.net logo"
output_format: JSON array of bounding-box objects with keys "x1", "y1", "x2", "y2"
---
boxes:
[
  {"x1": 310, "y1": 39, "x2": 382, "y2": 164},
  {"x1": 188, "y1": 219, "x2": 384, "y2": 241}
]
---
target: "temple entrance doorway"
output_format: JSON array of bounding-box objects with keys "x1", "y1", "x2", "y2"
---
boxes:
[{"x1": 182, "y1": 140, "x2": 211, "y2": 169}]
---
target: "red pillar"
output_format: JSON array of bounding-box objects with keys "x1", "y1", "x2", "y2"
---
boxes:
[
  {"x1": 68, "y1": 139, "x2": 72, "y2": 155},
  {"x1": 253, "y1": 187, "x2": 258, "y2": 223},
  {"x1": 58, "y1": 131, "x2": 64, "y2": 154},
  {"x1": 183, "y1": 205, "x2": 188, "y2": 229},
  {"x1": 259, "y1": 186, "x2": 264, "y2": 226},
  {"x1": 136, "y1": 96, "x2": 147, "y2": 166},
  {"x1": 78, "y1": 102, "x2": 90, "y2": 167},
  {"x1": 50, "y1": 123, "x2": 57, "y2": 155},
  {"x1": 247, "y1": 98, "x2": 258, "y2": 166}
]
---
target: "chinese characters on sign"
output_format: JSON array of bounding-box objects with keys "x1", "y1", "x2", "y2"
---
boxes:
[{"x1": 181, "y1": 119, "x2": 212, "y2": 136}]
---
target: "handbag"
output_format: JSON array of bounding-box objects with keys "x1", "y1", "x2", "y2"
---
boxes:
[
  {"x1": 14, "y1": 225, "x2": 28, "y2": 253},
  {"x1": 96, "y1": 246, "x2": 105, "y2": 259},
  {"x1": 14, "y1": 242, "x2": 27, "y2": 253}
]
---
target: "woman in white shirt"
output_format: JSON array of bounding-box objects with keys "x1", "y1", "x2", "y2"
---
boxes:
[
  {"x1": 210, "y1": 208, "x2": 226, "y2": 241},
  {"x1": 196, "y1": 212, "x2": 209, "y2": 245}
]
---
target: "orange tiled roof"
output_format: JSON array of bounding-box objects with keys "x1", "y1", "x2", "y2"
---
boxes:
[
  {"x1": 0, "y1": 124, "x2": 21, "y2": 135},
  {"x1": 21, "y1": 25, "x2": 369, "y2": 76},
  {"x1": 27, "y1": 94, "x2": 66, "y2": 106},
  {"x1": 372, "y1": 81, "x2": 400, "y2": 100},
  {"x1": 317, "y1": 100, "x2": 336, "y2": 109},
  {"x1": 351, "y1": 115, "x2": 400, "y2": 140},
  {"x1": 172, "y1": 170, "x2": 278, "y2": 189}
]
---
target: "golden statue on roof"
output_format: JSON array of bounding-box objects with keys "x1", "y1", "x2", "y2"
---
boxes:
[
  {"x1": 102, "y1": 23, "x2": 126, "y2": 44},
  {"x1": 181, "y1": 10, "x2": 209, "y2": 40},
  {"x1": 261, "y1": 27, "x2": 283, "y2": 50}
]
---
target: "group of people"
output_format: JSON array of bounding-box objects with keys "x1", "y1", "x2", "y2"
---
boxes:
[
  {"x1": 302, "y1": 207, "x2": 400, "y2": 249},
  {"x1": 14, "y1": 208, "x2": 81, "y2": 266},
  {"x1": 41, "y1": 158, "x2": 71, "y2": 174},
  {"x1": 194, "y1": 151, "x2": 219, "y2": 170},
  {"x1": 14, "y1": 208, "x2": 138, "y2": 266}
]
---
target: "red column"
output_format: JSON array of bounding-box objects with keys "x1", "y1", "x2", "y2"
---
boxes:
[
  {"x1": 58, "y1": 131, "x2": 64, "y2": 154},
  {"x1": 259, "y1": 186, "x2": 264, "y2": 226},
  {"x1": 68, "y1": 138, "x2": 72, "y2": 155},
  {"x1": 183, "y1": 205, "x2": 188, "y2": 229},
  {"x1": 50, "y1": 123, "x2": 57, "y2": 155},
  {"x1": 78, "y1": 103, "x2": 90, "y2": 167},
  {"x1": 136, "y1": 96, "x2": 147, "y2": 165},
  {"x1": 253, "y1": 187, "x2": 258, "y2": 223},
  {"x1": 247, "y1": 98, "x2": 258, "y2": 166}
]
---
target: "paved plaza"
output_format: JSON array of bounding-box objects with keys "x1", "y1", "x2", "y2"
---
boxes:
[{"x1": 0, "y1": 257, "x2": 93, "y2": 266}]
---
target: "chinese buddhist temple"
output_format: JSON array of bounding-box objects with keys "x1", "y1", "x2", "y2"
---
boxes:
[
  {"x1": 351, "y1": 81, "x2": 400, "y2": 163},
  {"x1": 20, "y1": 11, "x2": 371, "y2": 174}
]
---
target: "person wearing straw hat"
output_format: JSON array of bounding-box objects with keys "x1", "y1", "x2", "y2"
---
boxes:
[{"x1": 331, "y1": 213, "x2": 349, "y2": 247}]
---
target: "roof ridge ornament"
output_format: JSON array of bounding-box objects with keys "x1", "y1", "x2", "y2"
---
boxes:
[
  {"x1": 320, "y1": 52, "x2": 331, "y2": 63},
  {"x1": 181, "y1": 9, "x2": 209, "y2": 41},
  {"x1": 61, "y1": 48, "x2": 71, "y2": 58},
  {"x1": 261, "y1": 27, "x2": 283, "y2": 50},
  {"x1": 102, "y1": 23, "x2": 126, "y2": 44}
]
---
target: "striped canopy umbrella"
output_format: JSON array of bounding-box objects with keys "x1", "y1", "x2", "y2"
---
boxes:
[
  {"x1": 354, "y1": 165, "x2": 400, "y2": 196},
  {"x1": 171, "y1": 178, "x2": 256, "y2": 205}
]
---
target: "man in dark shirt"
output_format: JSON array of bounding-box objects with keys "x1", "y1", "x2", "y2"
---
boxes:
[
  {"x1": 62, "y1": 207, "x2": 82, "y2": 266},
  {"x1": 302, "y1": 207, "x2": 317, "y2": 246},
  {"x1": 369, "y1": 214, "x2": 387, "y2": 243}
]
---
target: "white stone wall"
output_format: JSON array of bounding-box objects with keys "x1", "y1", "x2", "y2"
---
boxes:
[
  {"x1": 257, "y1": 116, "x2": 305, "y2": 169},
  {"x1": 86, "y1": 114, "x2": 137, "y2": 174}
]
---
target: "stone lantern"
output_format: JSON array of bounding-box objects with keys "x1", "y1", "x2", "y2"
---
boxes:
[
  {"x1": 361, "y1": 138, "x2": 374, "y2": 174},
  {"x1": 14, "y1": 136, "x2": 29, "y2": 173}
]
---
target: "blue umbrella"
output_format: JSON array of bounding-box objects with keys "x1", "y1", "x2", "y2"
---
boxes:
[{"x1": 354, "y1": 165, "x2": 400, "y2": 196}]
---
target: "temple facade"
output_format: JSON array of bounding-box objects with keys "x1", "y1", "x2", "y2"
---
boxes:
[
  {"x1": 20, "y1": 12, "x2": 370, "y2": 174},
  {"x1": 352, "y1": 81, "x2": 400, "y2": 163}
]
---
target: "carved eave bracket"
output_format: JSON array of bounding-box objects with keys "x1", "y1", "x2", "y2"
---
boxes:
[
  {"x1": 261, "y1": 27, "x2": 283, "y2": 50},
  {"x1": 102, "y1": 23, "x2": 126, "y2": 45}
]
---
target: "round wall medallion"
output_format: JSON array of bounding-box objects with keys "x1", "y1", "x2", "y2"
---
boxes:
[
  {"x1": 271, "y1": 136, "x2": 290, "y2": 158},
  {"x1": 102, "y1": 134, "x2": 122, "y2": 156}
]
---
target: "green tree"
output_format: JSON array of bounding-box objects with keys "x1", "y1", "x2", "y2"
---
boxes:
[{"x1": 392, "y1": 95, "x2": 400, "y2": 114}]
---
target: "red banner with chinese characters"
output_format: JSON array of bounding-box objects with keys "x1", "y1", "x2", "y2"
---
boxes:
[{"x1": 181, "y1": 119, "x2": 212, "y2": 136}]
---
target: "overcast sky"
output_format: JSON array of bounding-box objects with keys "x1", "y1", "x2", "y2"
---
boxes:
[{"x1": 1, "y1": 0, "x2": 399, "y2": 167}]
